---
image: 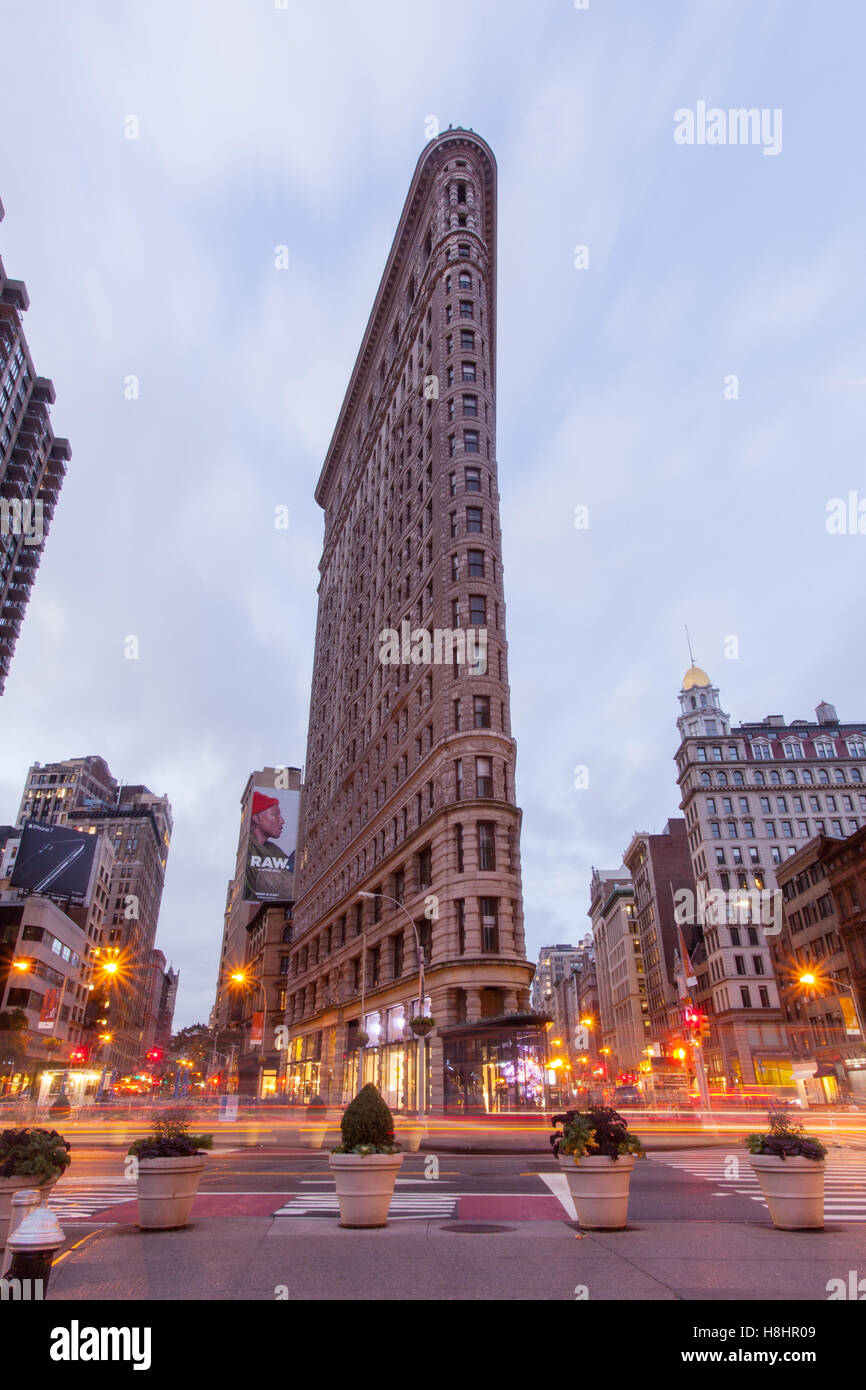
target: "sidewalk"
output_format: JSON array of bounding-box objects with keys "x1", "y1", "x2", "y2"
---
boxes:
[{"x1": 47, "y1": 1213, "x2": 866, "y2": 1301}]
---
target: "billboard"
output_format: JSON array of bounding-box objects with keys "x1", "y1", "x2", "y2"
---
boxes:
[
  {"x1": 10, "y1": 821, "x2": 97, "y2": 904},
  {"x1": 242, "y1": 786, "x2": 300, "y2": 903}
]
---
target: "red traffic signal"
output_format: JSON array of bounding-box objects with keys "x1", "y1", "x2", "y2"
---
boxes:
[
  {"x1": 68, "y1": 1045, "x2": 89, "y2": 1064},
  {"x1": 146, "y1": 1047, "x2": 164, "y2": 1063}
]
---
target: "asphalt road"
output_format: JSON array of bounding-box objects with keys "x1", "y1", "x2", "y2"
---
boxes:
[{"x1": 45, "y1": 1145, "x2": 866, "y2": 1226}]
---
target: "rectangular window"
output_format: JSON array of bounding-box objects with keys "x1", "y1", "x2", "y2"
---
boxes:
[
  {"x1": 467, "y1": 548, "x2": 484, "y2": 577},
  {"x1": 419, "y1": 919, "x2": 432, "y2": 966},
  {"x1": 740, "y1": 985, "x2": 751, "y2": 1008},
  {"x1": 418, "y1": 845, "x2": 432, "y2": 890},
  {"x1": 469, "y1": 594, "x2": 486, "y2": 626},
  {"x1": 463, "y1": 394, "x2": 478, "y2": 417},
  {"x1": 455, "y1": 823, "x2": 464, "y2": 872},
  {"x1": 460, "y1": 330, "x2": 475, "y2": 351},
  {"x1": 476, "y1": 756, "x2": 493, "y2": 797},
  {"x1": 461, "y1": 361, "x2": 476, "y2": 382},
  {"x1": 457, "y1": 899, "x2": 465, "y2": 954},
  {"x1": 459, "y1": 300, "x2": 474, "y2": 318},
  {"x1": 735, "y1": 955, "x2": 746, "y2": 976},
  {"x1": 393, "y1": 931, "x2": 404, "y2": 978},
  {"x1": 473, "y1": 694, "x2": 490, "y2": 728},
  {"x1": 759, "y1": 986, "x2": 770, "y2": 1008},
  {"x1": 466, "y1": 506, "x2": 483, "y2": 532},
  {"x1": 480, "y1": 897, "x2": 499, "y2": 952},
  {"x1": 478, "y1": 822, "x2": 496, "y2": 870},
  {"x1": 455, "y1": 759, "x2": 464, "y2": 799}
]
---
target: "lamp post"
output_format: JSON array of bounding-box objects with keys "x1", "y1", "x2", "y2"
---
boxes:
[{"x1": 358, "y1": 892, "x2": 427, "y2": 1121}]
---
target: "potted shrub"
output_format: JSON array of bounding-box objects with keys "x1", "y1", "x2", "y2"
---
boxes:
[
  {"x1": 329, "y1": 1083, "x2": 402, "y2": 1227},
  {"x1": 550, "y1": 1106, "x2": 644, "y2": 1230},
  {"x1": 0, "y1": 1127, "x2": 71, "y2": 1248},
  {"x1": 744, "y1": 1110, "x2": 827, "y2": 1230},
  {"x1": 127, "y1": 1113, "x2": 213, "y2": 1231},
  {"x1": 409, "y1": 1016, "x2": 435, "y2": 1037}
]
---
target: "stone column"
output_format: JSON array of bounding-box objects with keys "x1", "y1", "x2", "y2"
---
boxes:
[{"x1": 465, "y1": 986, "x2": 483, "y2": 1022}]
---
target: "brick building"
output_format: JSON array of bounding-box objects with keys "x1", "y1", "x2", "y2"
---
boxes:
[
  {"x1": 623, "y1": 818, "x2": 697, "y2": 1045},
  {"x1": 287, "y1": 130, "x2": 539, "y2": 1113},
  {"x1": 774, "y1": 835, "x2": 865, "y2": 1103}
]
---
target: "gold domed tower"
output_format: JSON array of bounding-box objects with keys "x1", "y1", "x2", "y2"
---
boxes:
[{"x1": 677, "y1": 658, "x2": 730, "y2": 739}]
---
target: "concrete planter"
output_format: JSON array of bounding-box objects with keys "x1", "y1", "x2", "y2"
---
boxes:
[
  {"x1": 0, "y1": 1176, "x2": 58, "y2": 1249},
  {"x1": 329, "y1": 1152, "x2": 403, "y2": 1227},
  {"x1": 558, "y1": 1153, "x2": 636, "y2": 1229},
  {"x1": 397, "y1": 1123, "x2": 426, "y2": 1153},
  {"x1": 135, "y1": 1155, "x2": 208, "y2": 1230},
  {"x1": 749, "y1": 1154, "x2": 825, "y2": 1229}
]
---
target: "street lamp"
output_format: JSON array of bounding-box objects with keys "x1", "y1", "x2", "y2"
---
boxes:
[
  {"x1": 358, "y1": 891, "x2": 427, "y2": 1121},
  {"x1": 229, "y1": 968, "x2": 268, "y2": 1098}
]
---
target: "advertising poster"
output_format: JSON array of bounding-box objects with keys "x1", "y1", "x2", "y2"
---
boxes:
[
  {"x1": 10, "y1": 821, "x2": 97, "y2": 904},
  {"x1": 37, "y1": 986, "x2": 60, "y2": 1031},
  {"x1": 242, "y1": 786, "x2": 300, "y2": 903}
]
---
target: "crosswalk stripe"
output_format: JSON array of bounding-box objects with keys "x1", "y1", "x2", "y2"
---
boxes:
[{"x1": 658, "y1": 1149, "x2": 866, "y2": 1219}]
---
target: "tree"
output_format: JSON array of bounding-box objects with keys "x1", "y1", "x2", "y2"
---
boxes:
[{"x1": 0, "y1": 1009, "x2": 30, "y2": 1081}]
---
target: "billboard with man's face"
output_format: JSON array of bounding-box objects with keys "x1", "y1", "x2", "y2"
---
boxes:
[
  {"x1": 10, "y1": 821, "x2": 97, "y2": 904},
  {"x1": 242, "y1": 786, "x2": 300, "y2": 903}
]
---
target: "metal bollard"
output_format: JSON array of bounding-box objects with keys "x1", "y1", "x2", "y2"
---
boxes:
[
  {"x1": 6, "y1": 1202, "x2": 65, "y2": 1299},
  {"x1": 1, "y1": 1189, "x2": 42, "y2": 1279}
]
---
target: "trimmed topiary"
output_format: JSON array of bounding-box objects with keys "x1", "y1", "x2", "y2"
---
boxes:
[{"x1": 335, "y1": 1084, "x2": 398, "y2": 1154}]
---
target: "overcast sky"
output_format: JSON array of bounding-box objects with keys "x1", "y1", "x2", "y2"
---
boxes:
[{"x1": 1, "y1": 1, "x2": 864, "y2": 1029}]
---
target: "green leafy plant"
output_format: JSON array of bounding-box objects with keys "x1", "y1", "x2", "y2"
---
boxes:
[
  {"x1": 128, "y1": 1112, "x2": 213, "y2": 1159},
  {"x1": 745, "y1": 1109, "x2": 826, "y2": 1162},
  {"x1": 550, "y1": 1106, "x2": 644, "y2": 1163},
  {"x1": 332, "y1": 1083, "x2": 400, "y2": 1155},
  {"x1": 409, "y1": 1015, "x2": 436, "y2": 1034},
  {"x1": 0, "y1": 1127, "x2": 71, "y2": 1184}
]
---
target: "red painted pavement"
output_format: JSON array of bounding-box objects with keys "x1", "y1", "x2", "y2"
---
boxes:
[
  {"x1": 91, "y1": 1194, "x2": 292, "y2": 1221},
  {"x1": 457, "y1": 1195, "x2": 567, "y2": 1221}
]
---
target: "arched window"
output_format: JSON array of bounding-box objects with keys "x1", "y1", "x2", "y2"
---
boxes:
[
  {"x1": 716, "y1": 772, "x2": 728, "y2": 787},
  {"x1": 753, "y1": 771, "x2": 765, "y2": 786},
  {"x1": 770, "y1": 771, "x2": 781, "y2": 786},
  {"x1": 456, "y1": 182, "x2": 467, "y2": 204},
  {"x1": 818, "y1": 769, "x2": 830, "y2": 785},
  {"x1": 785, "y1": 770, "x2": 797, "y2": 785},
  {"x1": 700, "y1": 772, "x2": 711, "y2": 787},
  {"x1": 732, "y1": 771, "x2": 744, "y2": 786}
]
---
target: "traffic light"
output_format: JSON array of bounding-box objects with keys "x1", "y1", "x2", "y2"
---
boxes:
[
  {"x1": 699, "y1": 1015, "x2": 711, "y2": 1041},
  {"x1": 68, "y1": 1045, "x2": 89, "y2": 1064},
  {"x1": 146, "y1": 1047, "x2": 164, "y2": 1063},
  {"x1": 683, "y1": 1006, "x2": 700, "y2": 1028}
]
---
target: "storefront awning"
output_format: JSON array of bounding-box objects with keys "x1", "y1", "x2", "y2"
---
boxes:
[{"x1": 812, "y1": 1064, "x2": 838, "y2": 1079}]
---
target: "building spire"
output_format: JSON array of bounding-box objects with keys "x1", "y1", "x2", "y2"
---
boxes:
[{"x1": 685, "y1": 624, "x2": 695, "y2": 665}]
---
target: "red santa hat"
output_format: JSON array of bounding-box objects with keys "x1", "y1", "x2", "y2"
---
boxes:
[{"x1": 251, "y1": 791, "x2": 280, "y2": 817}]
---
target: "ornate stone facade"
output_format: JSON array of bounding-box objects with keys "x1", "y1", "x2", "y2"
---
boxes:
[{"x1": 287, "y1": 130, "x2": 536, "y2": 1111}]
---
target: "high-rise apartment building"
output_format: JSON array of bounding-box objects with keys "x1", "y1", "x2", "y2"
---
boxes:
[
  {"x1": 674, "y1": 666, "x2": 866, "y2": 1089},
  {"x1": 13, "y1": 756, "x2": 172, "y2": 1073},
  {"x1": 0, "y1": 198, "x2": 70, "y2": 694},
  {"x1": 531, "y1": 942, "x2": 591, "y2": 1013},
  {"x1": 288, "y1": 130, "x2": 538, "y2": 1113}
]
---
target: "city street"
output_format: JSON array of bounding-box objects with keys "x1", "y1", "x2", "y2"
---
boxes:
[{"x1": 36, "y1": 1139, "x2": 866, "y2": 1301}]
